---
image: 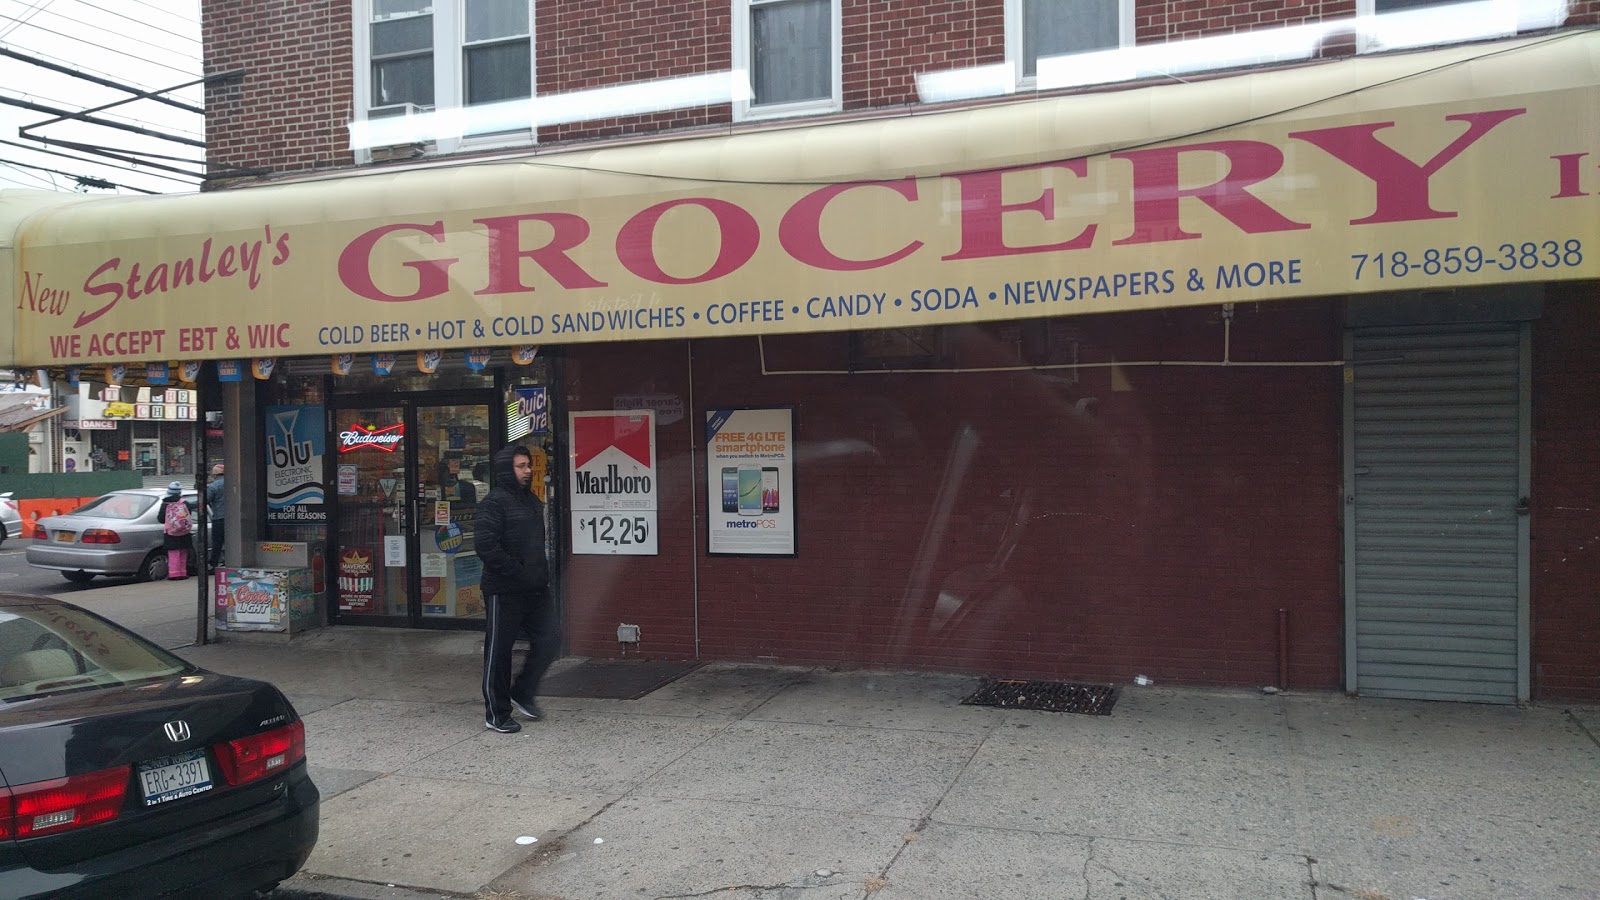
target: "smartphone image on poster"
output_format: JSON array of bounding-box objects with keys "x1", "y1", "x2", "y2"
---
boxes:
[
  {"x1": 761, "y1": 467, "x2": 780, "y2": 513},
  {"x1": 737, "y1": 466, "x2": 763, "y2": 516},
  {"x1": 720, "y1": 467, "x2": 738, "y2": 513}
]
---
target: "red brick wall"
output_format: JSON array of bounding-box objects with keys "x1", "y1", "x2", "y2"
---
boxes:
[
  {"x1": 534, "y1": 0, "x2": 732, "y2": 143},
  {"x1": 203, "y1": 1, "x2": 352, "y2": 179},
  {"x1": 564, "y1": 299, "x2": 1345, "y2": 688},
  {"x1": 200, "y1": 0, "x2": 1595, "y2": 176},
  {"x1": 1136, "y1": 0, "x2": 1354, "y2": 41},
  {"x1": 841, "y1": 0, "x2": 1005, "y2": 109},
  {"x1": 1531, "y1": 282, "x2": 1600, "y2": 703},
  {"x1": 558, "y1": 339, "x2": 702, "y2": 659}
]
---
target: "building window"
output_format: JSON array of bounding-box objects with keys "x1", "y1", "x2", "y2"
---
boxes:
[
  {"x1": 733, "y1": 0, "x2": 841, "y2": 120},
  {"x1": 1006, "y1": 0, "x2": 1132, "y2": 83},
  {"x1": 356, "y1": 0, "x2": 533, "y2": 154}
]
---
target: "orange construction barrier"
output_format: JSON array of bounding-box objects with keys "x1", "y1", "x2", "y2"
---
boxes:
[{"x1": 18, "y1": 497, "x2": 94, "y2": 538}]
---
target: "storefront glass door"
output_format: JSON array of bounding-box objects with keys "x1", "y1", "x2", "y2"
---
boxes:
[
  {"x1": 332, "y1": 396, "x2": 495, "y2": 627},
  {"x1": 333, "y1": 406, "x2": 410, "y2": 618},
  {"x1": 416, "y1": 404, "x2": 492, "y2": 622}
]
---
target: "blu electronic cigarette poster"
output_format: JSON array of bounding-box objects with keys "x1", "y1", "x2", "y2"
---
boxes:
[{"x1": 705, "y1": 407, "x2": 795, "y2": 557}]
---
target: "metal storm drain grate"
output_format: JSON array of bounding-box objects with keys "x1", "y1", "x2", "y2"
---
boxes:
[{"x1": 960, "y1": 679, "x2": 1118, "y2": 715}]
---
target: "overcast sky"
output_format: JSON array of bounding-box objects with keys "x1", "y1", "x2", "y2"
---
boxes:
[{"x1": 0, "y1": 0, "x2": 201, "y2": 195}]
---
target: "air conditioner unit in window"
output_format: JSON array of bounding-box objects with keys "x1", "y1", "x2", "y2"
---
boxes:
[{"x1": 365, "y1": 103, "x2": 435, "y2": 161}]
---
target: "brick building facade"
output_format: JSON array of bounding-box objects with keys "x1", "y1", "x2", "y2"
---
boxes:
[{"x1": 11, "y1": 0, "x2": 1595, "y2": 702}]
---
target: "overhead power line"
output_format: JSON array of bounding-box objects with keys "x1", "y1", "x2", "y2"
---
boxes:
[
  {"x1": 0, "y1": 137, "x2": 199, "y2": 185},
  {"x1": 0, "y1": 0, "x2": 59, "y2": 41},
  {"x1": 1, "y1": 17, "x2": 200, "y2": 78},
  {"x1": 21, "y1": 4, "x2": 203, "y2": 62},
  {"x1": 68, "y1": 0, "x2": 200, "y2": 45},
  {"x1": 0, "y1": 160, "x2": 59, "y2": 189},
  {"x1": 0, "y1": 155, "x2": 153, "y2": 193}
]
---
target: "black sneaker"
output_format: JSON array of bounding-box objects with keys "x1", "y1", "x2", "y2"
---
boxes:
[
  {"x1": 511, "y1": 698, "x2": 544, "y2": 721},
  {"x1": 485, "y1": 716, "x2": 521, "y2": 734}
]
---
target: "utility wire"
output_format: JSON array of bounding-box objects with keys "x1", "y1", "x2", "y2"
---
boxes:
[
  {"x1": 11, "y1": 7, "x2": 203, "y2": 65},
  {"x1": 124, "y1": 0, "x2": 199, "y2": 30},
  {"x1": 0, "y1": 137, "x2": 198, "y2": 184},
  {"x1": 0, "y1": 18, "x2": 201, "y2": 78},
  {"x1": 66, "y1": 0, "x2": 200, "y2": 45},
  {"x1": 0, "y1": 160, "x2": 60, "y2": 189},
  {"x1": 0, "y1": 47, "x2": 204, "y2": 116},
  {"x1": 0, "y1": 0, "x2": 57, "y2": 40},
  {"x1": 0, "y1": 155, "x2": 153, "y2": 192}
]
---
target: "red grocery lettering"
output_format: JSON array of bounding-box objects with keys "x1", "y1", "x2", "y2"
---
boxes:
[
  {"x1": 616, "y1": 199, "x2": 758, "y2": 285},
  {"x1": 1290, "y1": 108, "x2": 1525, "y2": 224},
  {"x1": 1113, "y1": 140, "x2": 1309, "y2": 245},
  {"x1": 475, "y1": 212, "x2": 606, "y2": 294},
  {"x1": 944, "y1": 161, "x2": 1096, "y2": 260},
  {"x1": 780, "y1": 179, "x2": 924, "y2": 271},
  {"x1": 337, "y1": 222, "x2": 458, "y2": 302}
]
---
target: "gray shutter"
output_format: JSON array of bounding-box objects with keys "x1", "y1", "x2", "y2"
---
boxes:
[{"x1": 1346, "y1": 323, "x2": 1526, "y2": 703}]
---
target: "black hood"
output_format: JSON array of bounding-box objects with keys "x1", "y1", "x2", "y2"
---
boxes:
[{"x1": 492, "y1": 444, "x2": 530, "y2": 491}]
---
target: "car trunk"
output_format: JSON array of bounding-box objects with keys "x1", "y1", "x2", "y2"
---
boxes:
[{"x1": 0, "y1": 674, "x2": 300, "y2": 871}]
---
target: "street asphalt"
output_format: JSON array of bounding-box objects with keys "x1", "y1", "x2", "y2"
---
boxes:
[{"x1": 8, "y1": 547, "x2": 1598, "y2": 900}]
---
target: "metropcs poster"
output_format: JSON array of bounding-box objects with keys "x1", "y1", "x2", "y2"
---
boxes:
[
  {"x1": 569, "y1": 410, "x2": 658, "y2": 555},
  {"x1": 705, "y1": 407, "x2": 795, "y2": 556}
]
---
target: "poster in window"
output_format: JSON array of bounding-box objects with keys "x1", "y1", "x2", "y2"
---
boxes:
[{"x1": 705, "y1": 407, "x2": 795, "y2": 557}]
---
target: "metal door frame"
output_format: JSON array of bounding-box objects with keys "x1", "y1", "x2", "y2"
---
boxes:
[
  {"x1": 327, "y1": 387, "x2": 501, "y2": 630},
  {"x1": 1341, "y1": 323, "x2": 1531, "y2": 702}
]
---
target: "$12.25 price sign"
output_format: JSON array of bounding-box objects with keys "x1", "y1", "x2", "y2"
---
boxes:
[{"x1": 569, "y1": 410, "x2": 658, "y2": 556}]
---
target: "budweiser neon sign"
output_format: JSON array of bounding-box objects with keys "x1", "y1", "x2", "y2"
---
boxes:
[{"x1": 339, "y1": 423, "x2": 404, "y2": 452}]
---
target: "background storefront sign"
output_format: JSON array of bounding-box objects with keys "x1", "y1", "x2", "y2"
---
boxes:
[
  {"x1": 146, "y1": 362, "x2": 169, "y2": 384},
  {"x1": 434, "y1": 521, "x2": 464, "y2": 553},
  {"x1": 383, "y1": 535, "x2": 406, "y2": 567},
  {"x1": 705, "y1": 407, "x2": 796, "y2": 556},
  {"x1": 11, "y1": 40, "x2": 1600, "y2": 369},
  {"x1": 615, "y1": 392, "x2": 684, "y2": 426},
  {"x1": 337, "y1": 464, "x2": 358, "y2": 495},
  {"x1": 434, "y1": 500, "x2": 450, "y2": 526},
  {"x1": 217, "y1": 359, "x2": 242, "y2": 382},
  {"x1": 337, "y1": 546, "x2": 375, "y2": 613},
  {"x1": 569, "y1": 409, "x2": 658, "y2": 555},
  {"x1": 507, "y1": 386, "x2": 549, "y2": 441},
  {"x1": 265, "y1": 404, "x2": 327, "y2": 524}
]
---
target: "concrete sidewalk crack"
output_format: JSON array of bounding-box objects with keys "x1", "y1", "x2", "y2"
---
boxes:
[{"x1": 1566, "y1": 707, "x2": 1600, "y2": 750}]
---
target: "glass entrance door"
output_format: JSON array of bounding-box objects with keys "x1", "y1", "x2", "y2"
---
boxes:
[
  {"x1": 333, "y1": 406, "x2": 409, "y2": 619},
  {"x1": 416, "y1": 404, "x2": 493, "y2": 623},
  {"x1": 332, "y1": 396, "x2": 495, "y2": 627}
]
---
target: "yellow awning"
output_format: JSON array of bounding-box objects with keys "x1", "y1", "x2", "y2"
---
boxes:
[{"x1": 4, "y1": 31, "x2": 1597, "y2": 367}]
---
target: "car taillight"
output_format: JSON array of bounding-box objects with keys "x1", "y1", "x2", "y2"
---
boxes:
[
  {"x1": 79, "y1": 529, "x2": 121, "y2": 544},
  {"x1": 213, "y1": 721, "x2": 304, "y2": 786},
  {"x1": 0, "y1": 766, "x2": 130, "y2": 838}
]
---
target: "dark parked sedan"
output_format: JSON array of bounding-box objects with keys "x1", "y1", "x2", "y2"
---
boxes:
[{"x1": 0, "y1": 593, "x2": 318, "y2": 898}]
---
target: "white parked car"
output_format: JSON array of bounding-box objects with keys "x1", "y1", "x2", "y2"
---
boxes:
[
  {"x1": 24, "y1": 488, "x2": 209, "y2": 583},
  {"x1": 0, "y1": 492, "x2": 20, "y2": 547}
]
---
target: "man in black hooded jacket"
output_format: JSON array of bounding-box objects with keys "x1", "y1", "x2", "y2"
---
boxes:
[{"x1": 476, "y1": 444, "x2": 558, "y2": 733}]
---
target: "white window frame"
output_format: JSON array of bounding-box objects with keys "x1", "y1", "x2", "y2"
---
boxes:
[
  {"x1": 731, "y1": 0, "x2": 843, "y2": 122},
  {"x1": 1005, "y1": 0, "x2": 1134, "y2": 90},
  {"x1": 1352, "y1": 0, "x2": 1522, "y2": 54},
  {"x1": 352, "y1": 0, "x2": 536, "y2": 161}
]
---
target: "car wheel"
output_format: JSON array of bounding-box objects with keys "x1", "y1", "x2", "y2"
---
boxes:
[
  {"x1": 61, "y1": 570, "x2": 96, "y2": 584},
  {"x1": 138, "y1": 551, "x2": 168, "y2": 582}
]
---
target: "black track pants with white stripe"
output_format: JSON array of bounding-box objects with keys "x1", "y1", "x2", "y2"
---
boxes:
[{"x1": 482, "y1": 591, "x2": 561, "y2": 721}]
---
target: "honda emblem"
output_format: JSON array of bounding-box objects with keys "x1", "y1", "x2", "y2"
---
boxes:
[{"x1": 163, "y1": 720, "x2": 191, "y2": 743}]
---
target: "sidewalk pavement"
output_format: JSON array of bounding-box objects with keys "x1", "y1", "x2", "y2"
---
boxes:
[{"x1": 134, "y1": 623, "x2": 1596, "y2": 900}]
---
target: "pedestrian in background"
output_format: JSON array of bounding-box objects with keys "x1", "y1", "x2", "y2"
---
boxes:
[
  {"x1": 205, "y1": 463, "x2": 226, "y2": 570},
  {"x1": 475, "y1": 444, "x2": 557, "y2": 734},
  {"x1": 157, "y1": 481, "x2": 192, "y2": 580}
]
